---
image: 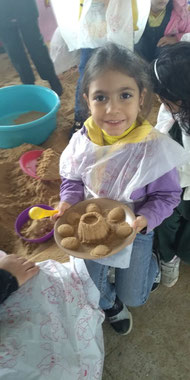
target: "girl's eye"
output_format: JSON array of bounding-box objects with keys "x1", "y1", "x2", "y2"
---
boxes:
[
  {"x1": 120, "y1": 92, "x2": 132, "y2": 100},
  {"x1": 94, "y1": 95, "x2": 106, "y2": 102}
]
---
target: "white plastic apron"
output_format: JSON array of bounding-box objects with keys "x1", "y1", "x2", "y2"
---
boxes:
[
  {"x1": 60, "y1": 128, "x2": 190, "y2": 267},
  {"x1": 50, "y1": 0, "x2": 150, "y2": 52},
  {"x1": 0, "y1": 258, "x2": 104, "y2": 380}
]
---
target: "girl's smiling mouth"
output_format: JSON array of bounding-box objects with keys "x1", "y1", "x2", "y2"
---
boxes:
[{"x1": 104, "y1": 119, "x2": 125, "y2": 126}]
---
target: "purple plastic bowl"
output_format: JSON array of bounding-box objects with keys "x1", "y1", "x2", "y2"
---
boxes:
[{"x1": 15, "y1": 204, "x2": 54, "y2": 243}]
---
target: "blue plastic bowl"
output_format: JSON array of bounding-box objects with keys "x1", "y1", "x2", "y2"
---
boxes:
[{"x1": 0, "y1": 85, "x2": 60, "y2": 148}]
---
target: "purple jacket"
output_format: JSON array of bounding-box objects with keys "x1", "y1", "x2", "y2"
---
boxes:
[{"x1": 60, "y1": 168, "x2": 181, "y2": 233}]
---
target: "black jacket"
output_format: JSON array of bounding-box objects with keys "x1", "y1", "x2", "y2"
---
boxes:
[{"x1": 0, "y1": 269, "x2": 18, "y2": 304}]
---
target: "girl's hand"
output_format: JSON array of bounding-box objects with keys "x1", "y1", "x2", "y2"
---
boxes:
[
  {"x1": 0, "y1": 254, "x2": 39, "y2": 287},
  {"x1": 52, "y1": 201, "x2": 71, "y2": 222},
  {"x1": 131, "y1": 215, "x2": 148, "y2": 234},
  {"x1": 157, "y1": 35, "x2": 178, "y2": 47}
]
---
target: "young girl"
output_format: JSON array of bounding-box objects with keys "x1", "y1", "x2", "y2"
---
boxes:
[
  {"x1": 150, "y1": 41, "x2": 190, "y2": 287},
  {"x1": 56, "y1": 43, "x2": 189, "y2": 335}
]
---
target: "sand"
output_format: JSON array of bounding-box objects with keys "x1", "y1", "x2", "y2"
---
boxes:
[
  {"x1": 14, "y1": 111, "x2": 46, "y2": 125},
  {"x1": 36, "y1": 148, "x2": 60, "y2": 180},
  {"x1": 0, "y1": 52, "x2": 159, "y2": 263}
]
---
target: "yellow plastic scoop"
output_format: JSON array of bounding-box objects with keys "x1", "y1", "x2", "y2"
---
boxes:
[{"x1": 29, "y1": 206, "x2": 58, "y2": 220}]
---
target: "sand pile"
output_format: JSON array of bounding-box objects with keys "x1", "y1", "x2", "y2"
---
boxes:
[
  {"x1": 0, "y1": 143, "x2": 61, "y2": 256},
  {"x1": 14, "y1": 111, "x2": 46, "y2": 125},
  {"x1": 36, "y1": 148, "x2": 60, "y2": 180},
  {"x1": 0, "y1": 54, "x2": 79, "y2": 262},
  {"x1": 21, "y1": 219, "x2": 54, "y2": 239}
]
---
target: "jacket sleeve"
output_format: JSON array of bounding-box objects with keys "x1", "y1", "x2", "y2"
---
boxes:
[
  {"x1": 132, "y1": 168, "x2": 182, "y2": 232},
  {"x1": 0, "y1": 269, "x2": 18, "y2": 304},
  {"x1": 60, "y1": 177, "x2": 84, "y2": 205}
]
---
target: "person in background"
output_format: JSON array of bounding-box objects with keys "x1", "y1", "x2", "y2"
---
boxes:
[
  {"x1": 135, "y1": 0, "x2": 190, "y2": 62},
  {"x1": 54, "y1": 43, "x2": 189, "y2": 335},
  {"x1": 0, "y1": 0, "x2": 63, "y2": 96},
  {"x1": 68, "y1": 0, "x2": 140, "y2": 136},
  {"x1": 150, "y1": 41, "x2": 190, "y2": 287},
  {"x1": 0, "y1": 251, "x2": 39, "y2": 303}
]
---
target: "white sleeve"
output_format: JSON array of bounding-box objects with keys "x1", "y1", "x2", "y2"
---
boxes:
[
  {"x1": 180, "y1": 33, "x2": 190, "y2": 42},
  {"x1": 155, "y1": 104, "x2": 174, "y2": 134}
]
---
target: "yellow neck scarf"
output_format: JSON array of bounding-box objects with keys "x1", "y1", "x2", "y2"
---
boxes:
[
  {"x1": 149, "y1": 9, "x2": 166, "y2": 27},
  {"x1": 84, "y1": 116, "x2": 152, "y2": 146},
  {"x1": 102, "y1": 123, "x2": 137, "y2": 145}
]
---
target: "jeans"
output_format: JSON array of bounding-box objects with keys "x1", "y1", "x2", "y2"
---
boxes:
[
  {"x1": 85, "y1": 231, "x2": 158, "y2": 309},
  {"x1": 74, "y1": 48, "x2": 94, "y2": 121}
]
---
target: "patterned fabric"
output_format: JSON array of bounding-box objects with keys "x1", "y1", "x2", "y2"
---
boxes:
[{"x1": 0, "y1": 259, "x2": 104, "y2": 379}]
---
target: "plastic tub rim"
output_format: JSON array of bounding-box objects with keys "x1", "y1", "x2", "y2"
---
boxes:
[{"x1": 0, "y1": 85, "x2": 60, "y2": 131}]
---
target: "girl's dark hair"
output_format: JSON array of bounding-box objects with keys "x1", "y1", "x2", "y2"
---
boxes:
[
  {"x1": 150, "y1": 42, "x2": 190, "y2": 134},
  {"x1": 81, "y1": 43, "x2": 153, "y2": 122}
]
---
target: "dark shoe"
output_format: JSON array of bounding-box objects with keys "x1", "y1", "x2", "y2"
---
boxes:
[
  {"x1": 151, "y1": 271, "x2": 161, "y2": 292},
  {"x1": 151, "y1": 251, "x2": 161, "y2": 293},
  {"x1": 104, "y1": 296, "x2": 133, "y2": 335},
  {"x1": 49, "y1": 76, "x2": 63, "y2": 96},
  {"x1": 69, "y1": 120, "x2": 84, "y2": 139}
]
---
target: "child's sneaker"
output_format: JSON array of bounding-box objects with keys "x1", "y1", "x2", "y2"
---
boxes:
[
  {"x1": 161, "y1": 257, "x2": 180, "y2": 287},
  {"x1": 104, "y1": 296, "x2": 133, "y2": 335},
  {"x1": 151, "y1": 270, "x2": 161, "y2": 292}
]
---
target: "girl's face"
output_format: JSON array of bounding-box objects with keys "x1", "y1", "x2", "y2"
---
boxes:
[
  {"x1": 84, "y1": 70, "x2": 145, "y2": 136},
  {"x1": 151, "y1": 0, "x2": 169, "y2": 14}
]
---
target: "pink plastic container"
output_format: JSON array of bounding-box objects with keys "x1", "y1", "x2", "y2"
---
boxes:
[{"x1": 19, "y1": 150, "x2": 44, "y2": 179}]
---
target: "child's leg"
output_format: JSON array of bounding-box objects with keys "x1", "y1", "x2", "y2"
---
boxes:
[
  {"x1": 155, "y1": 208, "x2": 181, "y2": 262},
  {"x1": 84, "y1": 260, "x2": 116, "y2": 310},
  {"x1": 19, "y1": 18, "x2": 63, "y2": 96},
  {"x1": 115, "y1": 231, "x2": 158, "y2": 307},
  {"x1": 74, "y1": 48, "x2": 94, "y2": 123},
  {"x1": 176, "y1": 199, "x2": 190, "y2": 264},
  {"x1": 84, "y1": 260, "x2": 132, "y2": 335}
]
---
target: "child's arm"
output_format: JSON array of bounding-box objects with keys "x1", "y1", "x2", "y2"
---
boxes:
[
  {"x1": 53, "y1": 177, "x2": 84, "y2": 220},
  {"x1": 0, "y1": 255, "x2": 39, "y2": 303},
  {"x1": 132, "y1": 168, "x2": 182, "y2": 233},
  {"x1": 60, "y1": 177, "x2": 84, "y2": 205}
]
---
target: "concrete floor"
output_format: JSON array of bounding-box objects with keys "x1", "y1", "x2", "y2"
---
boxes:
[{"x1": 102, "y1": 262, "x2": 190, "y2": 380}]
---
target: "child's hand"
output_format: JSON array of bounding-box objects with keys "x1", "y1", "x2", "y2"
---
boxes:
[
  {"x1": 0, "y1": 254, "x2": 39, "y2": 286},
  {"x1": 157, "y1": 35, "x2": 178, "y2": 47},
  {"x1": 131, "y1": 215, "x2": 148, "y2": 233},
  {"x1": 52, "y1": 201, "x2": 71, "y2": 221}
]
